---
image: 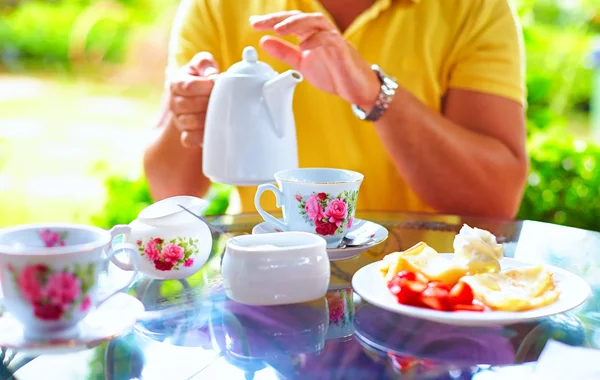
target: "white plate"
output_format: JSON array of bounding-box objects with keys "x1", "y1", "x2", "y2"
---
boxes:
[
  {"x1": 252, "y1": 219, "x2": 388, "y2": 261},
  {"x1": 0, "y1": 293, "x2": 145, "y2": 355},
  {"x1": 352, "y1": 255, "x2": 591, "y2": 326}
]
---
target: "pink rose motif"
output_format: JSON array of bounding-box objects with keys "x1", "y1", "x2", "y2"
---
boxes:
[
  {"x1": 39, "y1": 229, "x2": 65, "y2": 247},
  {"x1": 144, "y1": 240, "x2": 160, "y2": 261},
  {"x1": 305, "y1": 194, "x2": 324, "y2": 221},
  {"x1": 184, "y1": 258, "x2": 194, "y2": 267},
  {"x1": 153, "y1": 238, "x2": 164, "y2": 244},
  {"x1": 154, "y1": 260, "x2": 174, "y2": 271},
  {"x1": 79, "y1": 296, "x2": 92, "y2": 312},
  {"x1": 17, "y1": 264, "x2": 48, "y2": 302},
  {"x1": 44, "y1": 271, "x2": 81, "y2": 306},
  {"x1": 136, "y1": 240, "x2": 142, "y2": 246},
  {"x1": 347, "y1": 217, "x2": 354, "y2": 229},
  {"x1": 315, "y1": 219, "x2": 337, "y2": 236},
  {"x1": 295, "y1": 194, "x2": 302, "y2": 202},
  {"x1": 33, "y1": 302, "x2": 63, "y2": 321},
  {"x1": 325, "y1": 199, "x2": 348, "y2": 226},
  {"x1": 328, "y1": 296, "x2": 345, "y2": 323},
  {"x1": 161, "y1": 243, "x2": 184, "y2": 263}
]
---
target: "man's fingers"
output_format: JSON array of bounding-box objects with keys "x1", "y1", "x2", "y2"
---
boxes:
[
  {"x1": 181, "y1": 130, "x2": 204, "y2": 148},
  {"x1": 299, "y1": 30, "x2": 344, "y2": 51},
  {"x1": 174, "y1": 113, "x2": 206, "y2": 132},
  {"x1": 170, "y1": 95, "x2": 210, "y2": 114},
  {"x1": 273, "y1": 13, "x2": 333, "y2": 38},
  {"x1": 259, "y1": 36, "x2": 302, "y2": 69},
  {"x1": 187, "y1": 51, "x2": 219, "y2": 77},
  {"x1": 170, "y1": 74, "x2": 214, "y2": 97},
  {"x1": 250, "y1": 11, "x2": 302, "y2": 29}
]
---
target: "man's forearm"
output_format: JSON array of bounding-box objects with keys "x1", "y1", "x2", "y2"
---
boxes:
[
  {"x1": 143, "y1": 107, "x2": 211, "y2": 201},
  {"x1": 372, "y1": 88, "x2": 528, "y2": 218}
]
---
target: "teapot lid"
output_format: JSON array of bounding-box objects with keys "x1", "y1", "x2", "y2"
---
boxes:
[{"x1": 225, "y1": 46, "x2": 277, "y2": 77}]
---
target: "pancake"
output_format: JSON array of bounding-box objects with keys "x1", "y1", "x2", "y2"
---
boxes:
[{"x1": 460, "y1": 266, "x2": 560, "y2": 311}]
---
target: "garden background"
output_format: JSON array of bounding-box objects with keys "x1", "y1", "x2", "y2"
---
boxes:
[{"x1": 1, "y1": 0, "x2": 599, "y2": 232}]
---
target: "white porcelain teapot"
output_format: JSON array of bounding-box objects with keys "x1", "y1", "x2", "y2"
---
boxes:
[
  {"x1": 203, "y1": 46, "x2": 303, "y2": 186},
  {"x1": 110, "y1": 196, "x2": 212, "y2": 280}
]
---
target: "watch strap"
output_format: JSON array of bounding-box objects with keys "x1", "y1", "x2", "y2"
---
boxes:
[{"x1": 352, "y1": 64, "x2": 398, "y2": 122}]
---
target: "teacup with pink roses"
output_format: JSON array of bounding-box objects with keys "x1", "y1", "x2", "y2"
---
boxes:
[
  {"x1": 255, "y1": 168, "x2": 363, "y2": 248},
  {"x1": 0, "y1": 223, "x2": 138, "y2": 338}
]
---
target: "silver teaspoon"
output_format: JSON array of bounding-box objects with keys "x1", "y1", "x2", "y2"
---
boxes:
[{"x1": 178, "y1": 204, "x2": 238, "y2": 241}]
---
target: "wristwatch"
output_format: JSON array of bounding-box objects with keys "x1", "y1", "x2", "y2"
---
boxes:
[{"x1": 352, "y1": 64, "x2": 398, "y2": 122}]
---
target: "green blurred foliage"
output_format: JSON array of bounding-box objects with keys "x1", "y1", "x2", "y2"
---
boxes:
[
  {"x1": 514, "y1": 0, "x2": 600, "y2": 231},
  {"x1": 1, "y1": 0, "x2": 598, "y2": 230},
  {"x1": 518, "y1": 130, "x2": 600, "y2": 231},
  {"x1": 0, "y1": 0, "x2": 174, "y2": 71},
  {"x1": 91, "y1": 176, "x2": 231, "y2": 228},
  {"x1": 90, "y1": 176, "x2": 152, "y2": 228}
]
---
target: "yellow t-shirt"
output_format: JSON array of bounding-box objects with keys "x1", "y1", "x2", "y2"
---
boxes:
[{"x1": 167, "y1": 0, "x2": 525, "y2": 214}]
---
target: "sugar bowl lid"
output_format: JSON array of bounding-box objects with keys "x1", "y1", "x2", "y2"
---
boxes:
[{"x1": 224, "y1": 46, "x2": 277, "y2": 77}]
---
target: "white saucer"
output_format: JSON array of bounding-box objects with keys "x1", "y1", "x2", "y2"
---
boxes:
[
  {"x1": 252, "y1": 219, "x2": 388, "y2": 261},
  {"x1": 0, "y1": 293, "x2": 145, "y2": 355},
  {"x1": 352, "y1": 255, "x2": 591, "y2": 326}
]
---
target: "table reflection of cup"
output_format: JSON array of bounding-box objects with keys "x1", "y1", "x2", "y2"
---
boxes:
[
  {"x1": 325, "y1": 287, "x2": 355, "y2": 341},
  {"x1": 209, "y1": 297, "x2": 328, "y2": 361}
]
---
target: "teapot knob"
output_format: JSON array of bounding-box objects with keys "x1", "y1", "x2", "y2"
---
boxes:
[{"x1": 242, "y1": 46, "x2": 258, "y2": 63}]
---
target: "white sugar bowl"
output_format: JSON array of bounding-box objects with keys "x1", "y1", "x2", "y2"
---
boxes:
[{"x1": 221, "y1": 232, "x2": 330, "y2": 306}]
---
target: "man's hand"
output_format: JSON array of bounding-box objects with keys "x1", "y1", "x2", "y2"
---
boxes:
[
  {"x1": 250, "y1": 11, "x2": 380, "y2": 110},
  {"x1": 169, "y1": 52, "x2": 219, "y2": 148}
]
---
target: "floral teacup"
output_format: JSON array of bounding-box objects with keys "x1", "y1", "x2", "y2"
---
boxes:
[
  {"x1": 0, "y1": 223, "x2": 138, "y2": 339},
  {"x1": 254, "y1": 168, "x2": 363, "y2": 248}
]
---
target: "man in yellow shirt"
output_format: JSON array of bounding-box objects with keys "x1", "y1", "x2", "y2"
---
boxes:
[{"x1": 144, "y1": 0, "x2": 528, "y2": 218}]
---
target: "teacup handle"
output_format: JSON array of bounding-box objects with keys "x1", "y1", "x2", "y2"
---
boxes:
[
  {"x1": 254, "y1": 184, "x2": 288, "y2": 231},
  {"x1": 95, "y1": 226, "x2": 140, "y2": 307}
]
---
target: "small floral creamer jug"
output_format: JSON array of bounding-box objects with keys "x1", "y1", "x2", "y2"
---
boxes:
[{"x1": 110, "y1": 196, "x2": 212, "y2": 280}]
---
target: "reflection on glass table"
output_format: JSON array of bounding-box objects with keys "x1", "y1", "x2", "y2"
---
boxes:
[{"x1": 2, "y1": 212, "x2": 599, "y2": 380}]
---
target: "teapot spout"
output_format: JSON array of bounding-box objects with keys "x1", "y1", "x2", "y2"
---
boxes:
[{"x1": 263, "y1": 70, "x2": 303, "y2": 138}]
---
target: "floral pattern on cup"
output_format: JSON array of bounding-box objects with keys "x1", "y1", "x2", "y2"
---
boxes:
[
  {"x1": 8, "y1": 263, "x2": 95, "y2": 321},
  {"x1": 296, "y1": 190, "x2": 358, "y2": 236},
  {"x1": 39, "y1": 229, "x2": 67, "y2": 247},
  {"x1": 326, "y1": 288, "x2": 354, "y2": 327},
  {"x1": 137, "y1": 237, "x2": 199, "y2": 271}
]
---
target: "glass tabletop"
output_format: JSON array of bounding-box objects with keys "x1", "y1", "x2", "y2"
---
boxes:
[{"x1": 3, "y1": 212, "x2": 600, "y2": 380}]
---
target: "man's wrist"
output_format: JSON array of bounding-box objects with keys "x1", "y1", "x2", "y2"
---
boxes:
[
  {"x1": 356, "y1": 69, "x2": 382, "y2": 113},
  {"x1": 352, "y1": 65, "x2": 398, "y2": 122}
]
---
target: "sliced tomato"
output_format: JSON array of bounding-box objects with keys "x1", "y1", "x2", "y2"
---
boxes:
[
  {"x1": 419, "y1": 286, "x2": 452, "y2": 311},
  {"x1": 396, "y1": 270, "x2": 417, "y2": 282},
  {"x1": 453, "y1": 303, "x2": 485, "y2": 312},
  {"x1": 404, "y1": 280, "x2": 427, "y2": 293},
  {"x1": 395, "y1": 284, "x2": 422, "y2": 306},
  {"x1": 390, "y1": 278, "x2": 427, "y2": 307},
  {"x1": 449, "y1": 282, "x2": 474, "y2": 306},
  {"x1": 388, "y1": 276, "x2": 403, "y2": 290},
  {"x1": 426, "y1": 281, "x2": 452, "y2": 292}
]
